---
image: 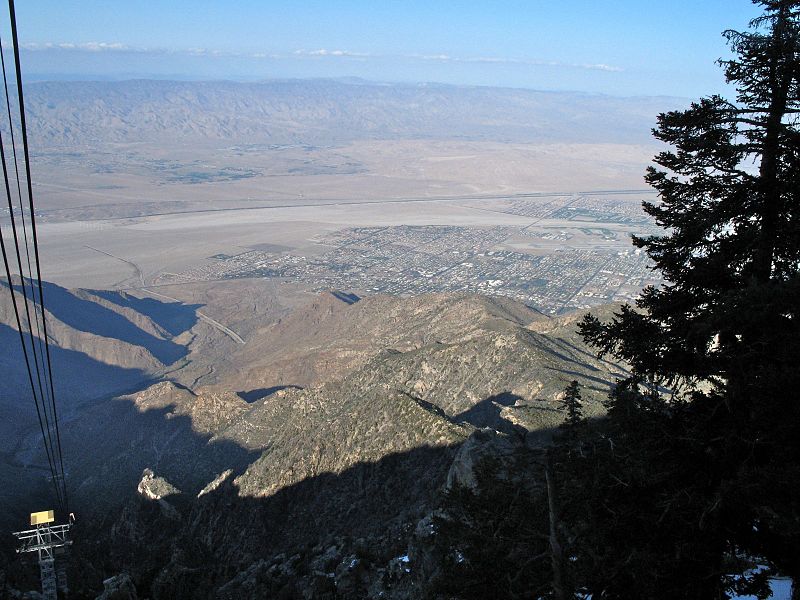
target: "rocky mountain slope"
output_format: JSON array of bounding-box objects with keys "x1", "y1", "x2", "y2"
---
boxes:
[
  {"x1": 2, "y1": 284, "x2": 627, "y2": 598},
  {"x1": 203, "y1": 292, "x2": 551, "y2": 395},
  {"x1": 48, "y1": 290, "x2": 620, "y2": 508},
  {"x1": 0, "y1": 278, "x2": 203, "y2": 525}
]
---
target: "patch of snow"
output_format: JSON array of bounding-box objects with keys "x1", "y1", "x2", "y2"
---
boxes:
[
  {"x1": 730, "y1": 565, "x2": 792, "y2": 600},
  {"x1": 731, "y1": 577, "x2": 792, "y2": 600}
]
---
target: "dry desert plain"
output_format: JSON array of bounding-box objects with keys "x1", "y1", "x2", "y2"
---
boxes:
[{"x1": 18, "y1": 139, "x2": 661, "y2": 318}]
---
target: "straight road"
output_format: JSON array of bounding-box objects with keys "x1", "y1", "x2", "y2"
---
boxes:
[{"x1": 83, "y1": 245, "x2": 245, "y2": 345}]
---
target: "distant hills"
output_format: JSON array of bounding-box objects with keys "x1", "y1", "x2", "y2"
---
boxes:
[{"x1": 23, "y1": 79, "x2": 685, "y2": 148}]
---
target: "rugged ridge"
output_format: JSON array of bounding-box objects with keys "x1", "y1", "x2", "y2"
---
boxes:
[
  {"x1": 3, "y1": 288, "x2": 627, "y2": 598},
  {"x1": 211, "y1": 292, "x2": 550, "y2": 394}
]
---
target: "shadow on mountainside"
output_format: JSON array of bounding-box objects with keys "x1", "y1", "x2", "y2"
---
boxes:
[
  {"x1": 6, "y1": 280, "x2": 192, "y2": 365},
  {"x1": 453, "y1": 392, "x2": 524, "y2": 434},
  {"x1": 0, "y1": 386, "x2": 256, "y2": 531},
  {"x1": 3, "y1": 372, "x2": 568, "y2": 598},
  {"x1": 329, "y1": 290, "x2": 360, "y2": 305},
  {"x1": 525, "y1": 331, "x2": 609, "y2": 373},
  {"x1": 237, "y1": 385, "x2": 303, "y2": 403},
  {"x1": 543, "y1": 366, "x2": 619, "y2": 395},
  {"x1": 71, "y1": 443, "x2": 466, "y2": 599},
  {"x1": 83, "y1": 417, "x2": 564, "y2": 600},
  {"x1": 63, "y1": 395, "x2": 259, "y2": 512},
  {"x1": 545, "y1": 336, "x2": 629, "y2": 378},
  {"x1": 3, "y1": 397, "x2": 469, "y2": 595},
  {"x1": 88, "y1": 289, "x2": 200, "y2": 337},
  {"x1": 0, "y1": 322, "x2": 157, "y2": 537},
  {"x1": 0, "y1": 322, "x2": 152, "y2": 415}
]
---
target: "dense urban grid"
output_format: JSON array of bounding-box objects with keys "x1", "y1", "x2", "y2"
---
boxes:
[{"x1": 156, "y1": 195, "x2": 661, "y2": 314}]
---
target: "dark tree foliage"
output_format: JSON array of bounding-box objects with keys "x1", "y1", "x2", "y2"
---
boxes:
[
  {"x1": 578, "y1": 0, "x2": 800, "y2": 595},
  {"x1": 551, "y1": 383, "x2": 758, "y2": 599},
  {"x1": 430, "y1": 456, "x2": 552, "y2": 600},
  {"x1": 428, "y1": 3, "x2": 800, "y2": 598},
  {"x1": 559, "y1": 381, "x2": 583, "y2": 432}
]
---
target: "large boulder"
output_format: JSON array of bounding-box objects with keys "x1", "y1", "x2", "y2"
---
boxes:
[
  {"x1": 95, "y1": 573, "x2": 137, "y2": 600},
  {"x1": 446, "y1": 428, "x2": 520, "y2": 490}
]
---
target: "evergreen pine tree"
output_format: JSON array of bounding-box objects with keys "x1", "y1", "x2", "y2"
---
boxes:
[
  {"x1": 579, "y1": 0, "x2": 800, "y2": 592},
  {"x1": 559, "y1": 380, "x2": 583, "y2": 431}
]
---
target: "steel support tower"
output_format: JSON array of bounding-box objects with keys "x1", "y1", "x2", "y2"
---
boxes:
[{"x1": 12, "y1": 511, "x2": 72, "y2": 600}]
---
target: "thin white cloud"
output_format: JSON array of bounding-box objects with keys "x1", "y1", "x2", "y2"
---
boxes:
[
  {"x1": 417, "y1": 54, "x2": 452, "y2": 61},
  {"x1": 415, "y1": 53, "x2": 622, "y2": 72},
  {"x1": 20, "y1": 42, "x2": 274, "y2": 60},
  {"x1": 186, "y1": 47, "x2": 229, "y2": 57},
  {"x1": 19, "y1": 42, "x2": 623, "y2": 72},
  {"x1": 583, "y1": 63, "x2": 622, "y2": 72},
  {"x1": 22, "y1": 41, "x2": 137, "y2": 52},
  {"x1": 294, "y1": 48, "x2": 371, "y2": 58}
]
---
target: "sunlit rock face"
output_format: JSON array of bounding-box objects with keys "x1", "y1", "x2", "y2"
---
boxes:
[{"x1": 4, "y1": 290, "x2": 624, "y2": 598}]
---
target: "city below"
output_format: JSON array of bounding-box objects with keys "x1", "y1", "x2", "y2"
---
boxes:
[{"x1": 157, "y1": 192, "x2": 662, "y2": 314}]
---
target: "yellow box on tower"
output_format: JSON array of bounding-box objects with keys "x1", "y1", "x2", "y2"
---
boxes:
[{"x1": 29, "y1": 510, "x2": 55, "y2": 526}]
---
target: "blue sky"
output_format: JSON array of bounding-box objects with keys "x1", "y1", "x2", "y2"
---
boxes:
[{"x1": 10, "y1": 1, "x2": 762, "y2": 97}]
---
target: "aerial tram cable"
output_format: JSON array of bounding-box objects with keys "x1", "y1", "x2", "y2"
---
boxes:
[
  {"x1": 0, "y1": 122, "x2": 64, "y2": 512},
  {"x1": 7, "y1": 0, "x2": 69, "y2": 511},
  {"x1": 0, "y1": 30, "x2": 57, "y2": 457},
  {"x1": 0, "y1": 0, "x2": 69, "y2": 513},
  {"x1": 0, "y1": 189, "x2": 63, "y2": 513},
  {"x1": 0, "y1": 119, "x2": 64, "y2": 510},
  {"x1": 0, "y1": 188, "x2": 62, "y2": 511},
  {"x1": 0, "y1": 34, "x2": 47, "y2": 379},
  {"x1": 3, "y1": 4, "x2": 72, "y2": 597}
]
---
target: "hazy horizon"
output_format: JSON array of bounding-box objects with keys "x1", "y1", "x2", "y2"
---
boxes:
[
  {"x1": 21, "y1": 74, "x2": 692, "y2": 101},
  {"x1": 12, "y1": 1, "x2": 762, "y2": 98}
]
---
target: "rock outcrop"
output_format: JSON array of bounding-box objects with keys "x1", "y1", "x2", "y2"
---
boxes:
[{"x1": 95, "y1": 574, "x2": 138, "y2": 600}]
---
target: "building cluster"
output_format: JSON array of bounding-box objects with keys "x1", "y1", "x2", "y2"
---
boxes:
[
  {"x1": 159, "y1": 222, "x2": 661, "y2": 314},
  {"x1": 494, "y1": 193, "x2": 659, "y2": 230}
]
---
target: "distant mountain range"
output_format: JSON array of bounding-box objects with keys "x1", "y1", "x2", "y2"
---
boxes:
[{"x1": 23, "y1": 79, "x2": 685, "y2": 148}]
